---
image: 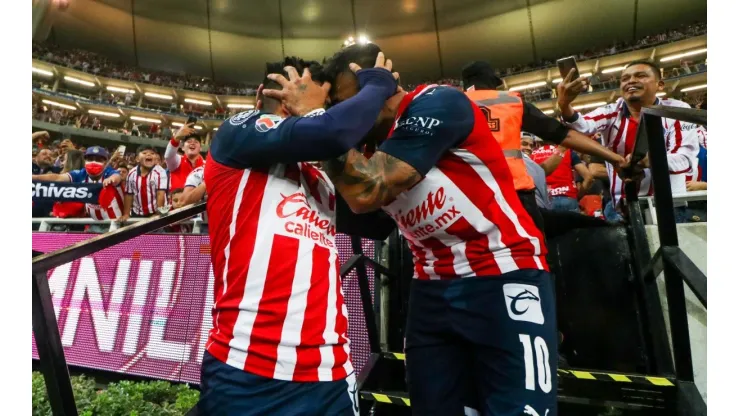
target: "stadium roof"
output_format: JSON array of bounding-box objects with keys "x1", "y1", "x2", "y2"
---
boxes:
[{"x1": 41, "y1": 0, "x2": 706, "y2": 84}]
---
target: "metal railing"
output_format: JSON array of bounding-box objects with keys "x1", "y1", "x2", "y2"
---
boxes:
[
  {"x1": 639, "y1": 191, "x2": 707, "y2": 225},
  {"x1": 625, "y1": 105, "x2": 707, "y2": 415},
  {"x1": 33, "y1": 217, "x2": 207, "y2": 234}
]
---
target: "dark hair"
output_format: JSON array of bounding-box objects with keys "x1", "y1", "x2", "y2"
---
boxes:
[
  {"x1": 171, "y1": 188, "x2": 184, "y2": 195},
  {"x1": 322, "y1": 43, "x2": 382, "y2": 95},
  {"x1": 259, "y1": 56, "x2": 324, "y2": 113},
  {"x1": 63, "y1": 149, "x2": 85, "y2": 173},
  {"x1": 136, "y1": 144, "x2": 156, "y2": 154},
  {"x1": 625, "y1": 60, "x2": 662, "y2": 80},
  {"x1": 461, "y1": 61, "x2": 503, "y2": 90}
]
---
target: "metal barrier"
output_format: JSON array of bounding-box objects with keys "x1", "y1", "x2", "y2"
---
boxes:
[
  {"x1": 33, "y1": 217, "x2": 207, "y2": 233},
  {"x1": 33, "y1": 203, "x2": 206, "y2": 416},
  {"x1": 625, "y1": 105, "x2": 707, "y2": 415},
  {"x1": 639, "y1": 191, "x2": 707, "y2": 225}
]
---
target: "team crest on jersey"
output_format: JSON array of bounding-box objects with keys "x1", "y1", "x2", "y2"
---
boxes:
[
  {"x1": 255, "y1": 114, "x2": 284, "y2": 132},
  {"x1": 228, "y1": 110, "x2": 257, "y2": 126}
]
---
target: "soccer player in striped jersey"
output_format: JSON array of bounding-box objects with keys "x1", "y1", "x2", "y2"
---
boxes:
[
  {"x1": 295, "y1": 43, "x2": 559, "y2": 416},
  {"x1": 198, "y1": 56, "x2": 398, "y2": 415}
]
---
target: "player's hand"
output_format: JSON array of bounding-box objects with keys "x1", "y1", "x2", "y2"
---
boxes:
[
  {"x1": 348, "y1": 52, "x2": 400, "y2": 81},
  {"x1": 557, "y1": 68, "x2": 590, "y2": 108},
  {"x1": 262, "y1": 67, "x2": 331, "y2": 117},
  {"x1": 173, "y1": 123, "x2": 197, "y2": 142},
  {"x1": 117, "y1": 214, "x2": 130, "y2": 224},
  {"x1": 102, "y1": 177, "x2": 116, "y2": 187}
]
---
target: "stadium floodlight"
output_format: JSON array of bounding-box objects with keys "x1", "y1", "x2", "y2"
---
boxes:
[
  {"x1": 213, "y1": 127, "x2": 219, "y2": 131},
  {"x1": 680, "y1": 84, "x2": 707, "y2": 93},
  {"x1": 542, "y1": 109, "x2": 555, "y2": 115},
  {"x1": 358, "y1": 35, "x2": 370, "y2": 45},
  {"x1": 41, "y1": 99, "x2": 76, "y2": 110},
  {"x1": 64, "y1": 76, "x2": 95, "y2": 87},
  {"x1": 144, "y1": 92, "x2": 173, "y2": 100},
  {"x1": 184, "y1": 98, "x2": 212, "y2": 106},
  {"x1": 552, "y1": 72, "x2": 592, "y2": 84},
  {"x1": 227, "y1": 103, "x2": 255, "y2": 109},
  {"x1": 601, "y1": 65, "x2": 627, "y2": 74},
  {"x1": 130, "y1": 116, "x2": 162, "y2": 124},
  {"x1": 32, "y1": 67, "x2": 53, "y2": 77},
  {"x1": 656, "y1": 92, "x2": 667, "y2": 97},
  {"x1": 572, "y1": 101, "x2": 607, "y2": 110},
  {"x1": 660, "y1": 48, "x2": 707, "y2": 62},
  {"x1": 172, "y1": 122, "x2": 203, "y2": 130},
  {"x1": 107, "y1": 86, "x2": 135, "y2": 94},
  {"x1": 88, "y1": 109, "x2": 120, "y2": 118},
  {"x1": 509, "y1": 81, "x2": 547, "y2": 92}
]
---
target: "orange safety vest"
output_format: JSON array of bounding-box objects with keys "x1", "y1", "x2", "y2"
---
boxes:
[{"x1": 465, "y1": 89, "x2": 535, "y2": 191}]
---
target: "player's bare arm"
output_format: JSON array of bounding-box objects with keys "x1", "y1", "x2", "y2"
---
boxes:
[{"x1": 324, "y1": 149, "x2": 421, "y2": 214}]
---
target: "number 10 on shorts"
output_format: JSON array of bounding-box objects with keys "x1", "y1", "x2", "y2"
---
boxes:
[{"x1": 519, "y1": 334, "x2": 552, "y2": 393}]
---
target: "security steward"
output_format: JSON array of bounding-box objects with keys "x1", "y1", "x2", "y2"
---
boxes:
[{"x1": 462, "y1": 61, "x2": 627, "y2": 232}]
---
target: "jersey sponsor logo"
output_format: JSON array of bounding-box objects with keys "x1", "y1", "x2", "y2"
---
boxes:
[
  {"x1": 276, "y1": 192, "x2": 336, "y2": 247},
  {"x1": 523, "y1": 405, "x2": 549, "y2": 416},
  {"x1": 503, "y1": 283, "x2": 545, "y2": 324},
  {"x1": 228, "y1": 109, "x2": 258, "y2": 126},
  {"x1": 395, "y1": 116, "x2": 442, "y2": 136},
  {"x1": 478, "y1": 107, "x2": 500, "y2": 131},
  {"x1": 255, "y1": 114, "x2": 284, "y2": 132},
  {"x1": 391, "y1": 187, "x2": 461, "y2": 239}
]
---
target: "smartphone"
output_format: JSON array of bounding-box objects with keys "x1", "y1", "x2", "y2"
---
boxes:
[
  {"x1": 556, "y1": 56, "x2": 580, "y2": 81},
  {"x1": 186, "y1": 115, "x2": 198, "y2": 125},
  {"x1": 116, "y1": 145, "x2": 126, "y2": 155}
]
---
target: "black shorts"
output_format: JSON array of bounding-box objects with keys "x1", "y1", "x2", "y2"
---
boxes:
[
  {"x1": 405, "y1": 269, "x2": 558, "y2": 416},
  {"x1": 518, "y1": 190, "x2": 545, "y2": 235}
]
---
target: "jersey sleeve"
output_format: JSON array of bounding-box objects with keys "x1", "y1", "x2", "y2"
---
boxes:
[
  {"x1": 563, "y1": 104, "x2": 620, "y2": 136},
  {"x1": 164, "y1": 140, "x2": 182, "y2": 172},
  {"x1": 124, "y1": 172, "x2": 135, "y2": 195},
  {"x1": 664, "y1": 119, "x2": 700, "y2": 175},
  {"x1": 66, "y1": 168, "x2": 87, "y2": 183},
  {"x1": 155, "y1": 167, "x2": 169, "y2": 190},
  {"x1": 210, "y1": 69, "x2": 397, "y2": 169},
  {"x1": 185, "y1": 167, "x2": 204, "y2": 188},
  {"x1": 102, "y1": 166, "x2": 120, "y2": 179},
  {"x1": 378, "y1": 87, "x2": 475, "y2": 176}
]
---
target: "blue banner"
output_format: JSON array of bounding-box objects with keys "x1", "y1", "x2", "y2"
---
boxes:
[{"x1": 32, "y1": 181, "x2": 102, "y2": 204}]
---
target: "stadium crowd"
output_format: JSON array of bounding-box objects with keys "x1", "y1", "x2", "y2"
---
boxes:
[
  {"x1": 34, "y1": 21, "x2": 705, "y2": 98},
  {"x1": 31, "y1": 21, "x2": 708, "y2": 232}
]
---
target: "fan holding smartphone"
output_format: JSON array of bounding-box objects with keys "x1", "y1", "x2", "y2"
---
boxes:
[{"x1": 164, "y1": 115, "x2": 206, "y2": 190}]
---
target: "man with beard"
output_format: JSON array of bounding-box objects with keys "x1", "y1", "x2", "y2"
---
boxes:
[
  {"x1": 165, "y1": 124, "x2": 205, "y2": 191},
  {"x1": 264, "y1": 43, "x2": 565, "y2": 416},
  {"x1": 119, "y1": 145, "x2": 168, "y2": 222},
  {"x1": 557, "y1": 60, "x2": 702, "y2": 219}
]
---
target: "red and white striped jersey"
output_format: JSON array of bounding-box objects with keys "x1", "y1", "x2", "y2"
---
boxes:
[
  {"x1": 204, "y1": 157, "x2": 352, "y2": 382},
  {"x1": 125, "y1": 165, "x2": 169, "y2": 216},
  {"x1": 564, "y1": 97, "x2": 702, "y2": 207},
  {"x1": 380, "y1": 85, "x2": 548, "y2": 280},
  {"x1": 88, "y1": 184, "x2": 124, "y2": 220}
]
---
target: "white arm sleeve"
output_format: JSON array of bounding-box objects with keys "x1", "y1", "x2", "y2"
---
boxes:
[
  {"x1": 563, "y1": 104, "x2": 620, "y2": 136},
  {"x1": 164, "y1": 140, "x2": 182, "y2": 171}
]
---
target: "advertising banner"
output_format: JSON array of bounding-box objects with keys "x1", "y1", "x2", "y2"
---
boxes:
[{"x1": 32, "y1": 232, "x2": 374, "y2": 384}]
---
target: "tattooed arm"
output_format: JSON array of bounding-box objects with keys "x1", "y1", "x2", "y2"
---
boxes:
[
  {"x1": 324, "y1": 149, "x2": 422, "y2": 213},
  {"x1": 326, "y1": 86, "x2": 475, "y2": 213}
]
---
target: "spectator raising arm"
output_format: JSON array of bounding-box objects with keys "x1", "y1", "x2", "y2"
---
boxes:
[
  {"x1": 538, "y1": 146, "x2": 568, "y2": 176},
  {"x1": 164, "y1": 123, "x2": 196, "y2": 171}
]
